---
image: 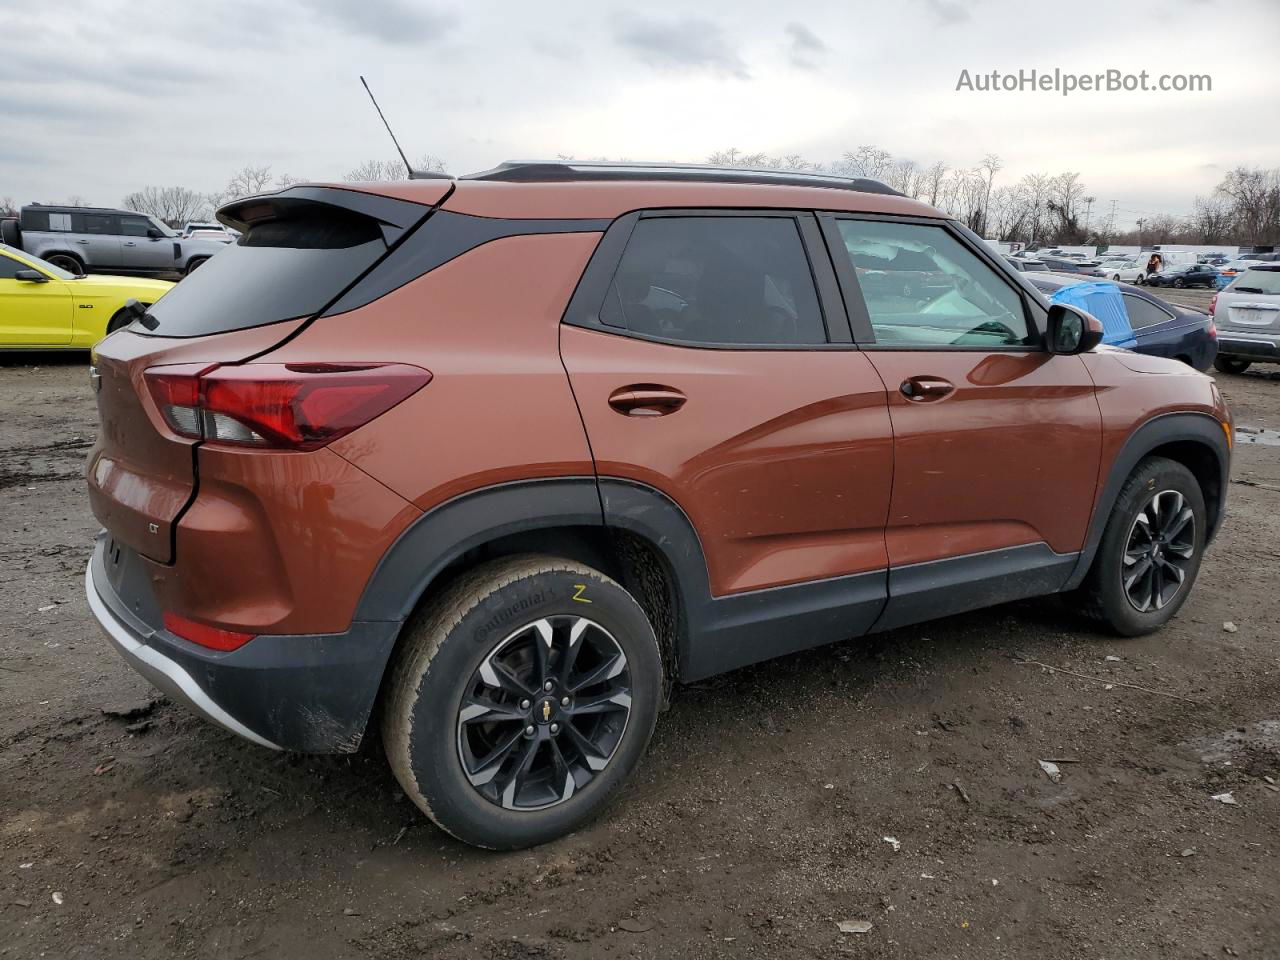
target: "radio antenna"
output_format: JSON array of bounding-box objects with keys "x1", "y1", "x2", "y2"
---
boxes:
[{"x1": 359, "y1": 76, "x2": 449, "y2": 180}]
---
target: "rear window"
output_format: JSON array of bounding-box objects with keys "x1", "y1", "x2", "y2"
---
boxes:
[
  {"x1": 141, "y1": 204, "x2": 387, "y2": 337},
  {"x1": 1232, "y1": 268, "x2": 1280, "y2": 295}
]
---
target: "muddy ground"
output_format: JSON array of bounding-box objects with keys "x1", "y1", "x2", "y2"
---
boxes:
[{"x1": 2, "y1": 337, "x2": 1278, "y2": 959}]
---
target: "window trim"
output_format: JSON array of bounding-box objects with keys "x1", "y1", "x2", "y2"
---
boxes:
[
  {"x1": 819, "y1": 212, "x2": 1047, "y2": 352},
  {"x1": 561, "y1": 208, "x2": 853, "y2": 351}
]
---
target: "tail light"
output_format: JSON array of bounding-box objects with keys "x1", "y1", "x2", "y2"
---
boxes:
[
  {"x1": 163, "y1": 611, "x2": 254, "y2": 652},
  {"x1": 1208, "y1": 319, "x2": 1218, "y2": 339},
  {"x1": 1208, "y1": 293, "x2": 1218, "y2": 316},
  {"x1": 144, "y1": 362, "x2": 431, "y2": 451}
]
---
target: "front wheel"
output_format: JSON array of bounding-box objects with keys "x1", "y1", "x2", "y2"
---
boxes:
[
  {"x1": 1112, "y1": 274, "x2": 1122, "y2": 281},
  {"x1": 1077, "y1": 456, "x2": 1206, "y2": 636},
  {"x1": 1173, "y1": 278, "x2": 1186, "y2": 288},
  {"x1": 382, "y1": 555, "x2": 663, "y2": 849},
  {"x1": 183, "y1": 257, "x2": 208, "y2": 275},
  {"x1": 1214, "y1": 356, "x2": 1252, "y2": 374}
]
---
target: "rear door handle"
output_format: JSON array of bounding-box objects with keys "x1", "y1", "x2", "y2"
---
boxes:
[
  {"x1": 608, "y1": 385, "x2": 687, "y2": 417},
  {"x1": 900, "y1": 376, "x2": 955, "y2": 402}
]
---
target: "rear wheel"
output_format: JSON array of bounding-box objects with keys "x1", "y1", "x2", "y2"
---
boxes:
[
  {"x1": 382, "y1": 555, "x2": 663, "y2": 849},
  {"x1": 46, "y1": 253, "x2": 84, "y2": 276},
  {"x1": 1214, "y1": 356, "x2": 1252, "y2": 374},
  {"x1": 1078, "y1": 457, "x2": 1205, "y2": 636}
]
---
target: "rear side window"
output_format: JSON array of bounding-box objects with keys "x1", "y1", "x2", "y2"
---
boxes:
[
  {"x1": 602, "y1": 216, "x2": 826, "y2": 346},
  {"x1": 142, "y1": 204, "x2": 388, "y2": 337},
  {"x1": 84, "y1": 214, "x2": 117, "y2": 235},
  {"x1": 835, "y1": 219, "x2": 1031, "y2": 347},
  {"x1": 1122, "y1": 294, "x2": 1174, "y2": 329}
]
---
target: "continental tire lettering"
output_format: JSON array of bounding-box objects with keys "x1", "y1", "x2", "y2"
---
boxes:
[{"x1": 475, "y1": 589, "x2": 557, "y2": 641}]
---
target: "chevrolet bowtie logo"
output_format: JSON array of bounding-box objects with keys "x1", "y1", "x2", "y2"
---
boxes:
[{"x1": 542, "y1": 700, "x2": 551, "y2": 722}]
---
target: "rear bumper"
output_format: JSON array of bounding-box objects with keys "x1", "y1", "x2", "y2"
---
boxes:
[
  {"x1": 1217, "y1": 334, "x2": 1280, "y2": 360},
  {"x1": 85, "y1": 534, "x2": 401, "y2": 753}
]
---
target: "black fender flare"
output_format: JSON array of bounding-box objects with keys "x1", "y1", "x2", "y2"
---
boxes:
[
  {"x1": 352, "y1": 477, "x2": 605, "y2": 624},
  {"x1": 1063, "y1": 411, "x2": 1230, "y2": 590}
]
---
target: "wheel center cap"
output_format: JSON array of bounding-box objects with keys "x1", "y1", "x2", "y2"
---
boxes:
[{"x1": 535, "y1": 697, "x2": 559, "y2": 725}]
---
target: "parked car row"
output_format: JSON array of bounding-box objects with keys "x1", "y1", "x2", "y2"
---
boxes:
[
  {"x1": 0, "y1": 204, "x2": 230, "y2": 278},
  {"x1": 1008, "y1": 248, "x2": 1276, "y2": 288}
]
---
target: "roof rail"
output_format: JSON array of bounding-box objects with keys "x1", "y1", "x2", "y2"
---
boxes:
[{"x1": 462, "y1": 161, "x2": 905, "y2": 197}]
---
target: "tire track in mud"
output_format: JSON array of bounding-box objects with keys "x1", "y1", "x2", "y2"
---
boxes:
[{"x1": 0, "y1": 437, "x2": 93, "y2": 490}]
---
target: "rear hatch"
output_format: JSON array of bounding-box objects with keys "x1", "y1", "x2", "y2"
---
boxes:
[
  {"x1": 87, "y1": 184, "x2": 447, "y2": 563},
  {"x1": 1220, "y1": 267, "x2": 1280, "y2": 332}
]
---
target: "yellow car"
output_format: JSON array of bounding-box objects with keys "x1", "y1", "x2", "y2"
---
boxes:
[{"x1": 0, "y1": 243, "x2": 173, "y2": 349}]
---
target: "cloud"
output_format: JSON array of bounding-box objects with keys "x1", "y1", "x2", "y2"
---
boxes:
[
  {"x1": 784, "y1": 22, "x2": 827, "y2": 70},
  {"x1": 300, "y1": 0, "x2": 457, "y2": 45},
  {"x1": 923, "y1": 0, "x2": 971, "y2": 25},
  {"x1": 613, "y1": 15, "x2": 749, "y2": 79}
]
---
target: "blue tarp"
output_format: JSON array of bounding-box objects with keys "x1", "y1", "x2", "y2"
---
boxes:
[{"x1": 1046, "y1": 281, "x2": 1136, "y2": 348}]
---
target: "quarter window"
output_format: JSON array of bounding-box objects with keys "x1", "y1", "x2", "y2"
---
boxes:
[
  {"x1": 602, "y1": 216, "x2": 827, "y2": 346},
  {"x1": 1122, "y1": 293, "x2": 1174, "y2": 329},
  {"x1": 836, "y1": 219, "x2": 1031, "y2": 347},
  {"x1": 48, "y1": 213, "x2": 73, "y2": 231}
]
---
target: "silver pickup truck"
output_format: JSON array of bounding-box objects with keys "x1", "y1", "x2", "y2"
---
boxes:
[{"x1": 0, "y1": 204, "x2": 228, "y2": 277}]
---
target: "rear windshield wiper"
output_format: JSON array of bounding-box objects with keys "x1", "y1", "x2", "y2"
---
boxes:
[
  {"x1": 1233, "y1": 287, "x2": 1266, "y2": 294},
  {"x1": 122, "y1": 298, "x2": 159, "y2": 330}
]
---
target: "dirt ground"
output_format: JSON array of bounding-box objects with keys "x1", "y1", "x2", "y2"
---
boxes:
[{"x1": 2, "y1": 342, "x2": 1278, "y2": 960}]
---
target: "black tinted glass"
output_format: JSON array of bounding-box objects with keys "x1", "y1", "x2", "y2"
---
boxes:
[
  {"x1": 1123, "y1": 294, "x2": 1174, "y2": 329},
  {"x1": 143, "y1": 205, "x2": 387, "y2": 337},
  {"x1": 605, "y1": 216, "x2": 826, "y2": 346}
]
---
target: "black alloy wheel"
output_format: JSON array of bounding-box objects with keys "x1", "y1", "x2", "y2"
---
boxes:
[
  {"x1": 457, "y1": 615, "x2": 632, "y2": 811},
  {"x1": 1121, "y1": 489, "x2": 1196, "y2": 613}
]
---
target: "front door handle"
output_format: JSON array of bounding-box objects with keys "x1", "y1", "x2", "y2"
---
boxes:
[
  {"x1": 900, "y1": 376, "x2": 955, "y2": 402},
  {"x1": 74, "y1": 239, "x2": 90, "y2": 244},
  {"x1": 123, "y1": 241, "x2": 136, "y2": 247},
  {"x1": 608, "y1": 385, "x2": 687, "y2": 417}
]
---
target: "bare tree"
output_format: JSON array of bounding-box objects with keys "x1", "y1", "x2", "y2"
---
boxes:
[
  {"x1": 344, "y1": 155, "x2": 448, "y2": 181},
  {"x1": 0, "y1": 196, "x2": 16, "y2": 218},
  {"x1": 920, "y1": 161, "x2": 948, "y2": 206},
  {"x1": 122, "y1": 186, "x2": 210, "y2": 226},
  {"x1": 225, "y1": 165, "x2": 275, "y2": 199},
  {"x1": 977, "y1": 154, "x2": 1002, "y2": 236}
]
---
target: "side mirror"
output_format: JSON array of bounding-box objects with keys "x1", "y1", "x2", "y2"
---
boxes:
[
  {"x1": 1046, "y1": 303, "x2": 1104, "y2": 355},
  {"x1": 146, "y1": 227, "x2": 163, "y2": 239},
  {"x1": 14, "y1": 269, "x2": 48, "y2": 283}
]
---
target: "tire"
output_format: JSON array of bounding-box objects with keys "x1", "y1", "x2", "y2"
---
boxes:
[
  {"x1": 184, "y1": 257, "x2": 208, "y2": 275},
  {"x1": 0, "y1": 218, "x2": 19, "y2": 247},
  {"x1": 1173, "y1": 278, "x2": 1186, "y2": 288},
  {"x1": 106, "y1": 301, "x2": 148, "y2": 334},
  {"x1": 1112, "y1": 274, "x2": 1122, "y2": 281},
  {"x1": 1214, "y1": 356, "x2": 1252, "y2": 374},
  {"x1": 382, "y1": 555, "x2": 663, "y2": 850},
  {"x1": 1077, "y1": 456, "x2": 1206, "y2": 636},
  {"x1": 45, "y1": 253, "x2": 84, "y2": 276}
]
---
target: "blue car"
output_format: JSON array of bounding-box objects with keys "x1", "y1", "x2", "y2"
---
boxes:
[{"x1": 1026, "y1": 275, "x2": 1218, "y2": 371}]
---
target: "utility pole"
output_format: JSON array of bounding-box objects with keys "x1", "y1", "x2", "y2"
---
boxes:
[
  {"x1": 1137, "y1": 217, "x2": 1146, "y2": 249},
  {"x1": 1107, "y1": 200, "x2": 1118, "y2": 238},
  {"x1": 1083, "y1": 196, "x2": 1095, "y2": 235}
]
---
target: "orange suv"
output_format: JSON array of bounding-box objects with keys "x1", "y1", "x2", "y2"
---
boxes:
[{"x1": 85, "y1": 162, "x2": 1232, "y2": 848}]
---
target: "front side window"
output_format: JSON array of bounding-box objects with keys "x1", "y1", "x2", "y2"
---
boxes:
[
  {"x1": 835, "y1": 219, "x2": 1031, "y2": 347},
  {"x1": 1122, "y1": 294, "x2": 1174, "y2": 329},
  {"x1": 120, "y1": 217, "x2": 151, "y2": 237},
  {"x1": 602, "y1": 216, "x2": 826, "y2": 346},
  {"x1": 0, "y1": 253, "x2": 24, "y2": 279}
]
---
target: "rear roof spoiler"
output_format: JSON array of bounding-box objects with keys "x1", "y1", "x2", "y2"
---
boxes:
[{"x1": 216, "y1": 185, "x2": 442, "y2": 245}]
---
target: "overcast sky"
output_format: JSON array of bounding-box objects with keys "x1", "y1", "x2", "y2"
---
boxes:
[{"x1": 2, "y1": 0, "x2": 1276, "y2": 228}]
